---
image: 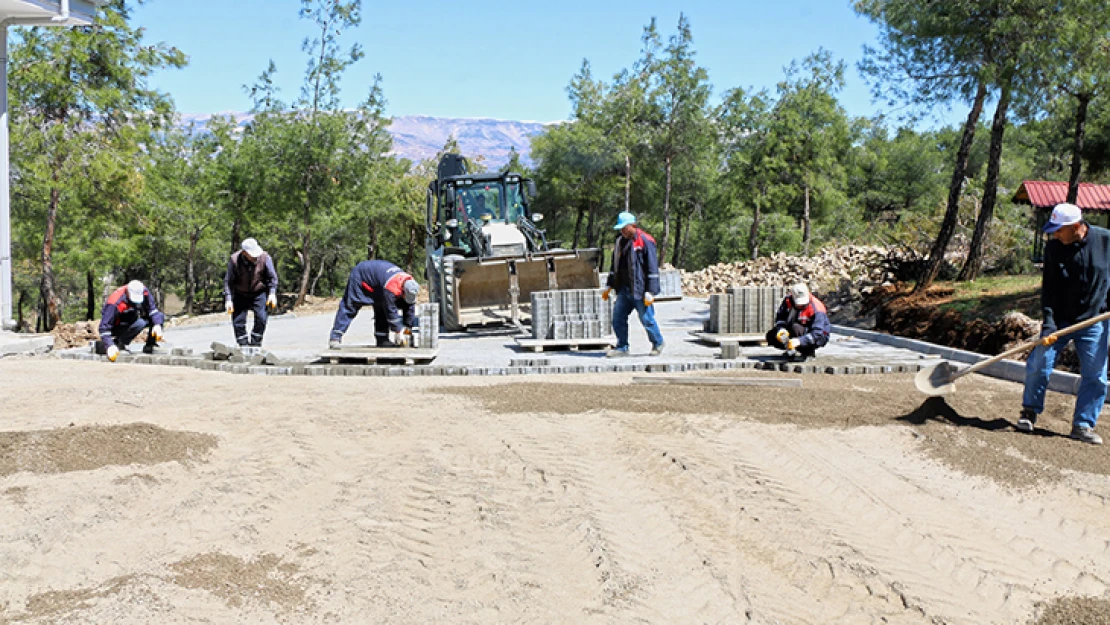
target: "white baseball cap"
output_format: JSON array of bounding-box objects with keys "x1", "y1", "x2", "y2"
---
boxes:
[
  {"x1": 791, "y1": 283, "x2": 810, "y2": 306},
  {"x1": 241, "y1": 238, "x2": 264, "y2": 257},
  {"x1": 402, "y1": 279, "x2": 420, "y2": 304},
  {"x1": 126, "y1": 280, "x2": 145, "y2": 303},
  {"x1": 1043, "y1": 203, "x2": 1082, "y2": 233}
]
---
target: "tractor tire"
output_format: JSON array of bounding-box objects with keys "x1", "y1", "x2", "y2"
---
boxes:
[{"x1": 440, "y1": 255, "x2": 465, "y2": 332}]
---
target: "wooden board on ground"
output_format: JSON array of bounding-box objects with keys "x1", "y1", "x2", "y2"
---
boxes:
[
  {"x1": 653, "y1": 294, "x2": 683, "y2": 302},
  {"x1": 514, "y1": 337, "x2": 616, "y2": 353},
  {"x1": 690, "y1": 331, "x2": 767, "y2": 346},
  {"x1": 319, "y1": 346, "x2": 439, "y2": 365},
  {"x1": 632, "y1": 376, "x2": 802, "y2": 387}
]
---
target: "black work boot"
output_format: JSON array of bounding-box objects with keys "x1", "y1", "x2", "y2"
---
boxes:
[{"x1": 1016, "y1": 408, "x2": 1037, "y2": 433}]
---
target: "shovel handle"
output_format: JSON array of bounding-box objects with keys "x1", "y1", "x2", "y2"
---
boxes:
[{"x1": 949, "y1": 309, "x2": 1110, "y2": 383}]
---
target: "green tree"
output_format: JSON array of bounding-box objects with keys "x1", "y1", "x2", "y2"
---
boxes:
[
  {"x1": 857, "y1": 0, "x2": 992, "y2": 291},
  {"x1": 9, "y1": 0, "x2": 185, "y2": 329},
  {"x1": 642, "y1": 14, "x2": 712, "y2": 262}
]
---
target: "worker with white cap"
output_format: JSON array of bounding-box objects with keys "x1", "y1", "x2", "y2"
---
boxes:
[
  {"x1": 224, "y1": 237, "x2": 279, "y2": 346},
  {"x1": 766, "y1": 282, "x2": 830, "y2": 361},
  {"x1": 1018, "y1": 202, "x2": 1108, "y2": 445},
  {"x1": 96, "y1": 280, "x2": 165, "y2": 362},
  {"x1": 329, "y1": 260, "x2": 420, "y2": 348}
]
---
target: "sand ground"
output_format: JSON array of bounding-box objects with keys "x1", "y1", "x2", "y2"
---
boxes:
[{"x1": 2, "y1": 358, "x2": 1109, "y2": 624}]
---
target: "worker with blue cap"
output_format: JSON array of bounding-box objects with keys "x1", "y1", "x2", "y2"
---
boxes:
[
  {"x1": 602, "y1": 211, "x2": 664, "y2": 357},
  {"x1": 1018, "y1": 202, "x2": 1108, "y2": 445}
]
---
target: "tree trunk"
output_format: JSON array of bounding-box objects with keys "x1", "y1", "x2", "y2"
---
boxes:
[
  {"x1": 368, "y1": 218, "x2": 378, "y2": 260},
  {"x1": 1067, "y1": 93, "x2": 1092, "y2": 204},
  {"x1": 40, "y1": 184, "x2": 61, "y2": 331},
  {"x1": 297, "y1": 231, "x2": 312, "y2": 306},
  {"x1": 802, "y1": 182, "x2": 812, "y2": 255},
  {"x1": 624, "y1": 153, "x2": 632, "y2": 213},
  {"x1": 959, "y1": 74, "x2": 1013, "y2": 282},
  {"x1": 311, "y1": 253, "x2": 328, "y2": 296},
  {"x1": 914, "y1": 79, "x2": 988, "y2": 293},
  {"x1": 86, "y1": 270, "x2": 95, "y2": 321},
  {"x1": 572, "y1": 206, "x2": 584, "y2": 250},
  {"x1": 749, "y1": 199, "x2": 762, "y2": 260},
  {"x1": 660, "y1": 154, "x2": 673, "y2": 263},
  {"x1": 406, "y1": 225, "x2": 418, "y2": 275},
  {"x1": 678, "y1": 204, "x2": 695, "y2": 268},
  {"x1": 586, "y1": 200, "x2": 597, "y2": 249},
  {"x1": 230, "y1": 212, "x2": 242, "y2": 254},
  {"x1": 671, "y1": 209, "x2": 684, "y2": 267},
  {"x1": 185, "y1": 230, "x2": 199, "y2": 314}
]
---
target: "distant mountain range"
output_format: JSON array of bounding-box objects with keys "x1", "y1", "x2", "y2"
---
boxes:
[{"x1": 177, "y1": 112, "x2": 557, "y2": 168}]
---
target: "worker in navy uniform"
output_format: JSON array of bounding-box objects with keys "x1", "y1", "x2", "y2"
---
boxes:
[
  {"x1": 766, "y1": 283, "x2": 830, "y2": 361},
  {"x1": 96, "y1": 280, "x2": 165, "y2": 361},
  {"x1": 329, "y1": 260, "x2": 420, "y2": 348}
]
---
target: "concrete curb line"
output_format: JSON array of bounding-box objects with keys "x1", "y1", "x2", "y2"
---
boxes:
[
  {"x1": 55, "y1": 348, "x2": 927, "y2": 378},
  {"x1": 0, "y1": 333, "x2": 54, "y2": 358},
  {"x1": 832, "y1": 324, "x2": 1087, "y2": 397}
]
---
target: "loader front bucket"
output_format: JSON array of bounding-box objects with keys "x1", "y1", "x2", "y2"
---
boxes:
[{"x1": 444, "y1": 249, "x2": 602, "y2": 328}]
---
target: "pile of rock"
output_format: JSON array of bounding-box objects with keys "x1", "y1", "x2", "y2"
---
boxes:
[{"x1": 680, "y1": 246, "x2": 908, "y2": 296}]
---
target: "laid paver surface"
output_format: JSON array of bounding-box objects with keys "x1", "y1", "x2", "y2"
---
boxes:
[{"x1": 111, "y1": 298, "x2": 929, "y2": 369}]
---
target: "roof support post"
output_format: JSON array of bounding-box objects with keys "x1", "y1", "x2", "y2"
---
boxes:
[{"x1": 0, "y1": 25, "x2": 12, "y2": 330}]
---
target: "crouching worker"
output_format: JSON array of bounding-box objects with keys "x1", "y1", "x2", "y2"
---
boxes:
[
  {"x1": 329, "y1": 260, "x2": 419, "y2": 349},
  {"x1": 224, "y1": 237, "x2": 279, "y2": 347},
  {"x1": 96, "y1": 280, "x2": 165, "y2": 362},
  {"x1": 766, "y1": 283, "x2": 830, "y2": 361}
]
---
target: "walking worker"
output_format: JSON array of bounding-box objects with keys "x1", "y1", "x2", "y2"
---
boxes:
[
  {"x1": 96, "y1": 280, "x2": 165, "y2": 362},
  {"x1": 602, "y1": 211, "x2": 664, "y2": 357},
  {"x1": 224, "y1": 237, "x2": 279, "y2": 347},
  {"x1": 1018, "y1": 203, "x2": 1107, "y2": 445},
  {"x1": 766, "y1": 283, "x2": 830, "y2": 361},
  {"x1": 329, "y1": 259, "x2": 420, "y2": 349}
]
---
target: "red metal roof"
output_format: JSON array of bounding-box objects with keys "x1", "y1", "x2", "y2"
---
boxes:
[{"x1": 1014, "y1": 180, "x2": 1110, "y2": 211}]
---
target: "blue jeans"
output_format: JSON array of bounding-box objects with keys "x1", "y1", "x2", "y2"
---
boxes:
[
  {"x1": 1023, "y1": 319, "x2": 1109, "y2": 429},
  {"x1": 612, "y1": 288, "x2": 664, "y2": 351}
]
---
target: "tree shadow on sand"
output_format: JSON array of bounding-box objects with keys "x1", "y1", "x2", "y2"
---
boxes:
[{"x1": 896, "y1": 397, "x2": 1066, "y2": 438}]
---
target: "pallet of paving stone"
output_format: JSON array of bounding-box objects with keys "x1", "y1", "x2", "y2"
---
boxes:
[
  {"x1": 689, "y1": 331, "x2": 767, "y2": 346},
  {"x1": 318, "y1": 347, "x2": 439, "y2": 365},
  {"x1": 513, "y1": 337, "x2": 616, "y2": 353}
]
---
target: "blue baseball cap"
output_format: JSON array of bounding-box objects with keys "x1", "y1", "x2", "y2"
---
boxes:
[
  {"x1": 613, "y1": 211, "x2": 637, "y2": 230},
  {"x1": 1044, "y1": 203, "x2": 1082, "y2": 233}
]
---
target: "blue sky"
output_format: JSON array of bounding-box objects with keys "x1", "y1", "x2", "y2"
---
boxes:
[{"x1": 131, "y1": 0, "x2": 964, "y2": 126}]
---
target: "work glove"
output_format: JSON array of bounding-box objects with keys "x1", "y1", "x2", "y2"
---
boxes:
[
  {"x1": 225, "y1": 299, "x2": 234, "y2": 315},
  {"x1": 266, "y1": 293, "x2": 277, "y2": 310},
  {"x1": 389, "y1": 330, "x2": 409, "y2": 347},
  {"x1": 786, "y1": 338, "x2": 800, "y2": 351},
  {"x1": 601, "y1": 288, "x2": 611, "y2": 302},
  {"x1": 107, "y1": 345, "x2": 119, "y2": 362},
  {"x1": 775, "y1": 328, "x2": 790, "y2": 345},
  {"x1": 152, "y1": 325, "x2": 164, "y2": 342},
  {"x1": 643, "y1": 292, "x2": 655, "y2": 307}
]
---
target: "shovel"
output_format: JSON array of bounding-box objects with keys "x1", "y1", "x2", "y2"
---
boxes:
[{"x1": 914, "y1": 310, "x2": 1110, "y2": 396}]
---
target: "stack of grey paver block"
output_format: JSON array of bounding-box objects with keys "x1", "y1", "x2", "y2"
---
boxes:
[
  {"x1": 530, "y1": 289, "x2": 614, "y2": 340},
  {"x1": 657, "y1": 269, "x2": 683, "y2": 299},
  {"x1": 417, "y1": 303, "x2": 439, "y2": 348},
  {"x1": 705, "y1": 286, "x2": 786, "y2": 334}
]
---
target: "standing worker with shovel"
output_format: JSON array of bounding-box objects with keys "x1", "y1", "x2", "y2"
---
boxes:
[
  {"x1": 916, "y1": 203, "x2": 1109, "y2": 445},
  {"x1": 1019, "y1": 203, "x2": 1108, "y2": 445}
]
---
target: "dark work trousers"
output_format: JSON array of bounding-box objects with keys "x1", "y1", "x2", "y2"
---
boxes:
[
  {"x1": 95, "y1": 318, "x2": 154, "y2": 354},
  {"x1": 330, "y1": 299, "x2": 393, "y2": 347},
  {"x1": 232, "y1": 291, "x2": 268, "y2": 346},
  {"x1": 765, "y1": 323, "x2": 818, "y2": 357}
]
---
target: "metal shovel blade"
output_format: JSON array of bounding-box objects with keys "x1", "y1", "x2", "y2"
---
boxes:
[{"x1": 915, "y1": 361, "x2": 958, "y2": 396}]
